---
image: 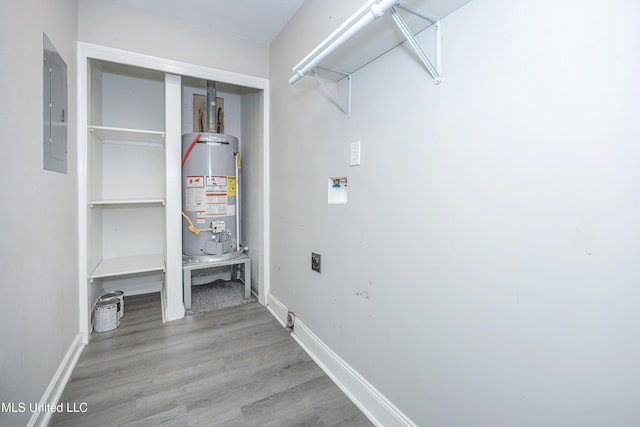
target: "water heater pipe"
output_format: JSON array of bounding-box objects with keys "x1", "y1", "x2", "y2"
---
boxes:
[
  {"x1": 207, "y1": 81, "x2": 217, "y2": 132},
  {"x1": 181, "y1": 133, "x2": 205, "y2": 236},
  {"x1": 181, "y1": 133, "x2": 201, "y2": 167},
  {"x1": 181, "y1": 212, "x2": 211, "y2": 235},
  {"x1": 235, "y1": 152, "x2": 241, "y2": 251}
]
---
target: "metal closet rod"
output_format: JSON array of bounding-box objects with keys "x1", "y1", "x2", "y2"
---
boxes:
[{"x1": 289, "y1": 0, "x2": 400, "y2": 85}]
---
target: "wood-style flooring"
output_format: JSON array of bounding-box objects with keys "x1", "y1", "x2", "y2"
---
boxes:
[{"x1": 50, "y1": 293, "x2": 373, "y2": 427}]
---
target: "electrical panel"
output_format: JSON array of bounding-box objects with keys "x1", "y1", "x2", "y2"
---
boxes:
[{"x1": 43, "y1": 33, "x2": 68, "y2": 174}]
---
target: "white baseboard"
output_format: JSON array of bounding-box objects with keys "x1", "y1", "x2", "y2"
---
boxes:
[
  {"x1": 27, "y1": 333, "x2": 84, "y2": 427},
  {"x1": 266, "y1": 291, "x2": 288, "y2": 328},
  {"x1": 266, "y1": 293, "x2": 416, "y2": 427}
]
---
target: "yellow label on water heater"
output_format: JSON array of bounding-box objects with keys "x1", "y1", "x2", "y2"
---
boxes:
[{"x1": 227, "y1": 176, "x2": 236, "y2": 197}]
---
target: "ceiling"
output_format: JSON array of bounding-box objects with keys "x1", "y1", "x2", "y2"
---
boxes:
[{"x1": 100, "y1": 0, "x2": 305, "y2": 44}]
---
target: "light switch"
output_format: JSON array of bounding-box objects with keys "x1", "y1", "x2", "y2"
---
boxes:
[{"x1": 350, "y1": 141, "x2": 361, "y2": 166}]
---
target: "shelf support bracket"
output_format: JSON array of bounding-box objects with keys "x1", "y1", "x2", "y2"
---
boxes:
[
  {"x1": 389, "y1": 6, "x2": 442, "y2": 84},
  {"x1": 311, "y1": 67, "x2": 352, "y2": 118}
]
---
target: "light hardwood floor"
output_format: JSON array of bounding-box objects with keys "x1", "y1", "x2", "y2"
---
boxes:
[{"x1": 50, "y1": 293, "x2": 373, "y2": 427}]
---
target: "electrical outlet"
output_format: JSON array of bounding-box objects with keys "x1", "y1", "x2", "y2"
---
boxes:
[{"x1": 311, "y1": 253, "x2": 321, "y2": 273}]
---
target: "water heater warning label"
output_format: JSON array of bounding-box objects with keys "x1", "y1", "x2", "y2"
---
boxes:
[
  {"x1": 186, "y1": 175, "x2": 231, "y2": 216},
  {"x1": 206, "y1": 176, "x2": 227, "y2": 190},
  {"x1": 186, "y1": 187, "x2": 204, "y2": 212},
  {"x1": 186, "y1": 176, "x2": 204, "y2": 187}
]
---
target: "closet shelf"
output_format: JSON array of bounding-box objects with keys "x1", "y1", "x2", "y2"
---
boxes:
[
  {"x1": 289, "y1": 0, "x2": 473, "y2": 117},
  {"x1": 90, "y1": 254, "x2": 165, "y2": 280},
  {"x1": 89, "y1": 198, "x2": 166, "y2": 207},
  {"x1": 90, "y1": 125, "x2": 165, "y2": 146}
]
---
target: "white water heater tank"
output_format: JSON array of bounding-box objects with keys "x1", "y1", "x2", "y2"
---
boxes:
[{"x1": 181, "y1": 132, "x2": 241, "y2": 260}]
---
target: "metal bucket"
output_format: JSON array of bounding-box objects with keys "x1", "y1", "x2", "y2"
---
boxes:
[
  {"x1": 94, "y1": 297, "x2": 119, "y2": 332},
  {"x1": 100, "y1": 291, "x2": 124, "y2": 319}
]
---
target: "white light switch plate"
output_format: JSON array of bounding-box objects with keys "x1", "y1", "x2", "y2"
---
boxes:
[{"x1": 350, "y1": 141, "x2": 361, "y2": 166}]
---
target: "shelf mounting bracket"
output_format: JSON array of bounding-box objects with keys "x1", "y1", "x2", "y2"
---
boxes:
[
  {"x1": 289, "y1": 0, "x2": 461, "y2": 115},
  {"x1": 311, "y1": 67, "x2": 352, "y2": 118},
  {"x1": 390, "y1": 5, "x2": 442, "y2": 84}
]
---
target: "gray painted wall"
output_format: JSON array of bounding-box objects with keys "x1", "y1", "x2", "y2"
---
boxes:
[
  {"x1": 270, "y1": 0, "x2": 640, "y2": 425},
  {"x1": 0, "y1": 0, "x2": 79, "y2": 426}
]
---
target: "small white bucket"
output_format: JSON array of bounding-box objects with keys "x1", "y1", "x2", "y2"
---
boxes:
[
  {"x1": 94, "y1": 297, "x2": 119, "y2": 332},
  {"x1": 100, "y1": 291, "x2": 124, "y2": 319}
]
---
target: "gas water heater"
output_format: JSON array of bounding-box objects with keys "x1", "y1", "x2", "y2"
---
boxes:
[{"x1": 181, "y1": 82, "x2": 242, "y2": 261}]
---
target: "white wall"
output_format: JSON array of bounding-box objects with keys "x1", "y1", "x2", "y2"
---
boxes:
[
  {"x1": 78, "y1": 0, "x2": 269, "y2": 79},
  {"x1": 0, "y1": 0, "x2": 79, "y2": 425},
  {"x1": 241, "y1": 91, "x2": 265, "y2": 298},
  {"x1": 270, "y1": 0, "x2": 640, "y2": 425}
]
